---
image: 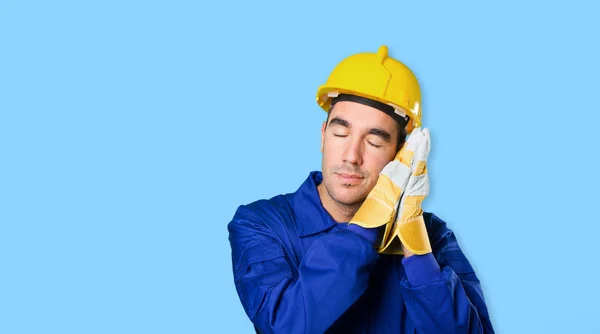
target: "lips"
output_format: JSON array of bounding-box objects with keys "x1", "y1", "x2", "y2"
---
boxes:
[
  {"x1": 337, "y1": 173, "x2": 362, "y2": 179},
  {"x1": 336, "y1": 173, "x2": 364, "y2": 184}
]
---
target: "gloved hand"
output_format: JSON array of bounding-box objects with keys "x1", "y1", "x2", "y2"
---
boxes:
[
  {"x1": 348, "y1": 128, "x2": 426, "y2": 250},
  {"x1": 379, "y1": 128, "x2": 432, "y2": 255}
]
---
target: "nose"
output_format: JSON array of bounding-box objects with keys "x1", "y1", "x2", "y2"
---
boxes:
[{"x1": 342, "y1": 137, "x2": 363, "y2": 165}]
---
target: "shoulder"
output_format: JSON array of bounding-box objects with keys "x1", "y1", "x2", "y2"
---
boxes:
[
  {"x1": 423, "y1": 212, "x2": 476, "y2": 275},
  {"x1": 227, "y1": 193, "x2": 295, "y2": 236},
  {"x1": 423, "y1": 212, "x2": 454, "y2": 247}
]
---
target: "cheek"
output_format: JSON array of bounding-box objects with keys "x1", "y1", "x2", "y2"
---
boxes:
[
  {"x1": 322, "y1": 138, "x2": 343, "y2": 159},
  {"x1": 321, "y1": 142, "x2": 334, "y2": 170},
  {"x1": 365, "y1": 150, "x2": 395, "y2": 174}
]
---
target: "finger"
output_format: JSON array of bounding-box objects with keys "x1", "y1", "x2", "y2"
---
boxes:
[
  {"x1": 421, "y1": 128, "x2": 431, "y2": 161},
  {"x1": 411, "y1": 130, "x2": 429, "y2": 176},
  {"x1": 405, "y1": 172, "x2": 429, "y2": 197},
  {"x1": 396, "y1": 127, "x2": 422, "y2": 167}
]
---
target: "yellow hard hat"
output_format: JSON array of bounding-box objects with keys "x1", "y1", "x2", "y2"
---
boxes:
[{"x1": 316, "y1": 45, "x2": 422, "y2": 134}]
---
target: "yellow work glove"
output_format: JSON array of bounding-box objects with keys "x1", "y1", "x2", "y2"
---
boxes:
[
  {"x1": 380, "y1": 128, "x2": 432, "y2": 255},
  {"x1": 348, "y1": 128, "x2": 426, "y2": 250}
]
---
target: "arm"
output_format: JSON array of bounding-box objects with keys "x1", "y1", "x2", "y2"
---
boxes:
[
  {"x1": 399, "y1": 214, "x2": 495, "y2": 333},
  {"x1": 228, "y1": 205, "x2": 380, "y2": 334}
]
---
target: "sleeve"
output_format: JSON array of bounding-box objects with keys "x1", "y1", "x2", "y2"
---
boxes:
[
  {"x1": 399, "y1": 214, "x2": 495, "y2": 334},
  {"x1": 228, "y1": 205, "x2": 380, "y2": 334}
]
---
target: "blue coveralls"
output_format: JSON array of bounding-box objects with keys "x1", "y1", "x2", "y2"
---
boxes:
[{"x1": 228, "y1": 171, "x2": 495, "y2": 333}]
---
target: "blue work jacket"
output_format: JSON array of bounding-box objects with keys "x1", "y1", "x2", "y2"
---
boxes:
[{"x1": 228, "y1": 171, "x2": 494, "y2": 333}]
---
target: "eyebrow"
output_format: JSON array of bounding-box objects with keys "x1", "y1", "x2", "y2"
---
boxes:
[
  {"x1": 368, "y1": 128, "x2": 392, "y2": 142},
  {"x1": 329, "y1": 116, "x2": 392, "y2": 142},
  {"x1": 329, "y1": 117, "x2": 349, "y2": 128}
]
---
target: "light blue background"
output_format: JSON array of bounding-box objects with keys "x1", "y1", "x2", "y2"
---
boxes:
[{"x1": 1, "y1": 1, "x2": 598, "y2": 333}]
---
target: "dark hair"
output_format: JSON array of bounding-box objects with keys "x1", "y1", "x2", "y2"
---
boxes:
[
  {"x1": 395, "y1": 123, "x2": 407, "y2": 152},
  {"x1": 325, "y1": 110, "x2": 408, "y2": 152}
]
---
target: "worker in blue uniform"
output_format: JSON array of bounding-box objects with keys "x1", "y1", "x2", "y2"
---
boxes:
[{"x1": 227, "y1": 45, "x2": 495, "y2": 333}]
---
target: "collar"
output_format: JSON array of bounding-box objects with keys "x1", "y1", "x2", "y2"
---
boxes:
[{"x1": 291, "y1": 171, "x2": 339, "y2": 237}]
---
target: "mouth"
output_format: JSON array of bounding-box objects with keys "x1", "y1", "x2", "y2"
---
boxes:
[{"x1": 335, "y1": 173, "x2": 364, "y2": 184}]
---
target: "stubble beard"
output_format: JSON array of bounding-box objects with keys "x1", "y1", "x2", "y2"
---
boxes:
[{"x1": 322, "y1": 171, "x2": 369, "y2": 214}]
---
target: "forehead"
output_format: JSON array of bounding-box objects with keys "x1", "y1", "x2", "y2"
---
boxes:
[{"x1": 329, "y1": 101, "x2": 397, "y2": 132}]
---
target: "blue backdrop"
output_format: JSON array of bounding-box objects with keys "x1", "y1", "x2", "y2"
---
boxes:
[{"x1": 1, "y1": 1, "x2": 599, "y2": 333}]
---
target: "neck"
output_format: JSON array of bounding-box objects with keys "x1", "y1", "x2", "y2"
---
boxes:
[{"x1": 317, "y1": 183, "x2": 361, "y2": 223}]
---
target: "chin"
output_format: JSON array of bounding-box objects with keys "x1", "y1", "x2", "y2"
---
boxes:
[{"x1": 330, "y1": 187, "x2": 368, "y2": 206}]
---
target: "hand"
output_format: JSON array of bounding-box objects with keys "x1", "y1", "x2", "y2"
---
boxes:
[
  {"x1": 379, "y1": 128, "x2": 432, "y2": 256},
  {"x1": 349, "y1": 128, "x2": 427, "y2": 248}
]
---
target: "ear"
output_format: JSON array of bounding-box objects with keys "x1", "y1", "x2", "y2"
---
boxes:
[{"x1": 320, "y1": 121, "x2": 327, "y2": 153}]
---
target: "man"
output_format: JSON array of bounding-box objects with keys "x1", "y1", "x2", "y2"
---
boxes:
[{"x1": 227, "y1": 45, "x2": 495, "y2": 333}]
